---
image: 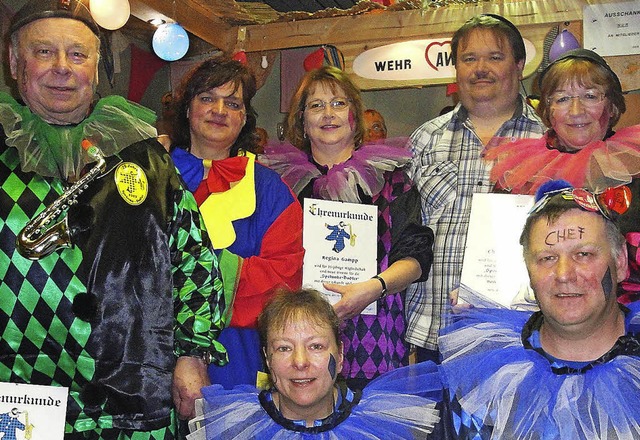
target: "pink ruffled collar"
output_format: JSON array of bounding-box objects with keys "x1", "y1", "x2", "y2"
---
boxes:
[
  {"x1": 261, "y1": 139, "x2": 410, "y2": 203},
  {"x1": 485, "y1": 125, "x2": 640, "y2": 194}
]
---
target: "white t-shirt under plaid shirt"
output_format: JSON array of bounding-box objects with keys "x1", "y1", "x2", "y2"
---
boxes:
[{"x1": 405, "y1": 96, "x2": 545, "y2": 350}]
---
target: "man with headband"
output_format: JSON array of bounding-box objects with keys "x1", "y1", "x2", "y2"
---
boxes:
[
  {"x1": 0, "y1": 1, "x2": 227, "y2": 438},
  {"x1": 438, "y1": 180, "x2": 640, "y2": 439},
  {"x1": 406, "y1": 14, "x2": 545, "y2": 364}
]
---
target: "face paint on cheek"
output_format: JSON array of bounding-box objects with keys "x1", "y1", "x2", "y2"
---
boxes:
[
  {"x1": 601, "y1": 266, "x2": 614, "y2": 300},
  {"x1": 328, "y1": 354, "x2": 337, "y2": 380},
  {"x1": 348, "y1": 111, "x2": 355, "y2": 131}
]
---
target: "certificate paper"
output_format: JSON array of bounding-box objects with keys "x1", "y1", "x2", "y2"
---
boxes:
[
  {"x1": 459, "y1": 193, "x2": 538, "y2": 310},
  {"x1": 302, "y1": 199, "x2": 378, "y2": 315},
  {"x1": 0, "y1": 382, "x2": 68, "y2": 440}
]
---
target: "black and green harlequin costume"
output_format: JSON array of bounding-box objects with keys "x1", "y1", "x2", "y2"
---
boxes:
[{"x1": 0, "y1": 93, "x2": 228, "y2": 439}]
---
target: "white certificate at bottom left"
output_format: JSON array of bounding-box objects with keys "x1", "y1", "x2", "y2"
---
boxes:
[{"x1": 0, "y1": 381, "x2": 68, "y2": 440}]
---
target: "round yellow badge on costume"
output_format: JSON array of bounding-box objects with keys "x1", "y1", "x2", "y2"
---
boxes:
[{"x1": 114, "y1": 162, "x2": 148, "y2": 205}]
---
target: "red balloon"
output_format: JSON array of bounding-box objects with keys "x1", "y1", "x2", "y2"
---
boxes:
[{"x1": 232, "y1": 51, "x2": 247, "y2": 64}]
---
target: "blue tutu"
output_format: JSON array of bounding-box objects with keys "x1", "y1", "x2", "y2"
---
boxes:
[
  {"x1": 188, "y1": 361, "x2": 442, "y2": 439},
  {"x1": 439, "y1": 305, "x2": 640, "y2": 439}
]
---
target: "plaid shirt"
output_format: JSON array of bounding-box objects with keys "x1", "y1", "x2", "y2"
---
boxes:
[{"x1": 405, "y1": 96, "x2": 544, "y2": 349}]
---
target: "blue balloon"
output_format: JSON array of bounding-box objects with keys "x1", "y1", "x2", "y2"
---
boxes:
[{"x1": 152, "y1": 23, "x2": 189, "y2": 61}]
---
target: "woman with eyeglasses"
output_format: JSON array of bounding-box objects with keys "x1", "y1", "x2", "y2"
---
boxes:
[
  {"x1": 484, "y1": 48, "x2": 640, "y2": 304},
  {"x1": 261, "y1": 66, "x2": 434, "y2": 390},
  {"x1": 169, "y1": 57, "x2": 305, "y2": 391}
]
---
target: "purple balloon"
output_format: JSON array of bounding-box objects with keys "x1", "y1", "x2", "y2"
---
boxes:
[{"x1": 549, "y1": 29, "x2": 581, "y2": 62}]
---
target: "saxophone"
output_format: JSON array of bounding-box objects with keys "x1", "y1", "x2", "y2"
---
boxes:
[{"x1": 16, "y1": 140, "x2": 106, "y2": 260}]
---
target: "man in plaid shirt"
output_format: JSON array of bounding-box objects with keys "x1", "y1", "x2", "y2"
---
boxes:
[{"x1": 406, "y1": 14, "x2": 545, "y2": 362}]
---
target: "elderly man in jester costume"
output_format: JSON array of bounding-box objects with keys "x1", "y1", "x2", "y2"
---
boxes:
[{"x1": 0, "y1": 1, "x2": 227, "y2": 438}]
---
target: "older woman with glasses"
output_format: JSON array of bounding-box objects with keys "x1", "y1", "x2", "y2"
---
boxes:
[
  {"x1": 262, "y1": 66, "x2": 433, "y2": 390},
  {"x1": 484, "y1": 48, "x2": 640, "y2": 303}
]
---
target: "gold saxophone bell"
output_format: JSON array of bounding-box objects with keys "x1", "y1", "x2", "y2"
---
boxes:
[{"x1": 16, "y1": 140, "x2": 106, "y2": 260}]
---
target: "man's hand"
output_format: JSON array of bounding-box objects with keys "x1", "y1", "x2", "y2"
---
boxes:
[{"x1": 172, "y1": 356, "x2": 211, "y2": 420}]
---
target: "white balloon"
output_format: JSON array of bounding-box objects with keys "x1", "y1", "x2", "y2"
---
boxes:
[{"x1": 90, "y1": 0, "x2": 130, "y2": 31}]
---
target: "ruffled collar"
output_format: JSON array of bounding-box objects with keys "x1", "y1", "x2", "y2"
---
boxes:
[
  {"x1": 485, "y1": 124, "x2": 640, "y2": 193},
  {"x1": 0, "y1": 93, "x2": 157, "y2": 179},
  {"x1": 258, "y1": 383, "x2": 360, "y2": 433},
  {"x1": 261, "y1": 139, "x2": 410, "y2": 203},
  {"x1": 439, "y1": 306, "x2": 640, "y2": 439},
  {"x1": 520, "y1": 307, "x2": 640, "y2": 375},
  {"x1": 546, "y1": 128, "x2": 617, "y2": 153}
]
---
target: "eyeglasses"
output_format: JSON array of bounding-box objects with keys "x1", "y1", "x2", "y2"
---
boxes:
[
  {"x1": 548, "y1": 91, "x2": 606, "y2": 109},
  {"x1": 530, "y1": 186, "x2": 631, "y2": 221},
  {"x1": 304, "y1": 98, "x2": 351, "y2": 113}
]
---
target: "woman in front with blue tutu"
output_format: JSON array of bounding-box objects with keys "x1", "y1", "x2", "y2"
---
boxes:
[{"x1": 189, "y1": 288, "x2": 442, "y2": 439}]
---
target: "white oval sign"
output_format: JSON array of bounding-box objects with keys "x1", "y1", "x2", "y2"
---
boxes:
[{"x1": 353, "y1": 38, "x2": 536, "y2": 81}]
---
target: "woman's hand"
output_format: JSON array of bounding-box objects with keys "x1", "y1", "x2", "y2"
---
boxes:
[
  {"x1": 326, "y1": 278, "x2": 382, "y2": 320},
  {"x1": 327, "y1": 258, "x2": 421, "y2": 320}
]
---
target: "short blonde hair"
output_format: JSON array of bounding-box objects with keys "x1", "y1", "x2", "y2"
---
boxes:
[{"x1": 258, "y1": 288, "x2": 341, "y2": 351}]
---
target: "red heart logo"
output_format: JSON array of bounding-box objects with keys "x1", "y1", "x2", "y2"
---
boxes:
[{"x1": 425, "y1": 40, "x2": 452, "y2": 71}]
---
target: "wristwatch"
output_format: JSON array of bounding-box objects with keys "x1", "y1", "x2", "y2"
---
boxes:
[{"x1": 372, "y1": 275, "x2": 387, "y2": 298}]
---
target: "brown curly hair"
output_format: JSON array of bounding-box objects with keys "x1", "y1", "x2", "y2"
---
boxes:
[{"x1": 172, "y1": 56, "x2": 258, "y2": 156}]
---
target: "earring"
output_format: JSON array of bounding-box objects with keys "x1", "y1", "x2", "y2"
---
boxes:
[{"x1": 303, "y1": 132, "x2": 308, "y2": 139}]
